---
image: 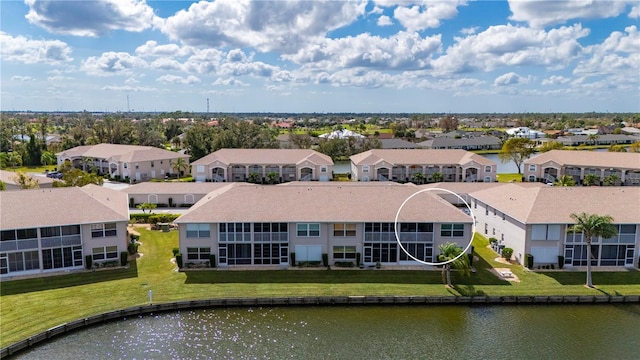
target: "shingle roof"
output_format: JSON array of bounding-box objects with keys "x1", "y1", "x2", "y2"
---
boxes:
[
  {"x1": 379, "y1": 138, "x2": 421, "y2": 149},
  {"x1": 470, "y1": 184, "x2": 640, "y2": 224},
  {"x1": 175, "y1": 182, "x2": 471, "y2": 224},
  {"x1": 191, "y1": 148, "x2": 333, "y2": 166},
  {"x1": 0, "y1": 185, "x2": 129, "y2": 229},
  {"x1": 524, "y1": 150, "x2": 640, "y2": 170},
  {"x1": 57, "y1": 144, "x2": 188, "y2": 162},
  {"x1": 350, "y1": 149, "x2": 496, "y2": 166}
]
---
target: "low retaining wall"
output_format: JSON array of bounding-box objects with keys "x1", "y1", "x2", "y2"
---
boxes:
[{"x1": 2, "y1": 294, "x2": 639, "y2": 358}]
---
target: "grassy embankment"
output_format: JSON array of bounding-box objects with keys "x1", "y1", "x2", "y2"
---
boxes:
[{"x1": 1, "y1": 230, "x2": 639, "y2": 348}]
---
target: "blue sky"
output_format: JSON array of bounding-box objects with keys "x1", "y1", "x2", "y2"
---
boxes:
[{"x1": 1, "y1": 0, "x2": 638, "y2": 113}]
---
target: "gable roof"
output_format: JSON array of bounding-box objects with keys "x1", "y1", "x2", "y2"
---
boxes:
[
  {"x1": 379, "y1": 138, "x2": 421, "y2": 149},
  {"x1": 57, "y1": 144, "x2": 188, "y2": 162},
  {"x1": 0, "y1": 185, "x2": 129, "y2": 230},
  {"x1": 524, "y1": 150, "x2": 640, "y2": 170},
  {"x1": 350, "y1": 149, "x2": 496, "y2": 167},
  {"x1": 470, "y1": 184, "x2": 640, "y2": 224},
  {"x1": 123, "y1": 182, "x2": 231, "y2": 195},
  {"x1": 176, "y1": 182, "x2": 471, "y2": 224},
  {"x1": 191, "y1": 148, "x2": 333, "y2": 166}
]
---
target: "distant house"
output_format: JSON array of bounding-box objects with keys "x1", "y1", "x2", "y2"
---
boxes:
[
  {"x1": 555, "y1": 134, "x2": 638, "y2": 147},
  {"x1": 470, "y1": 184, "x2": 639, "y2": 268},
  {"x1": 418, "y1": 136, "x2": 501, "y2": 150},
  {"x1": 523, "y1": 150, "x2": 640, "y2": 185},
  {"x1": 191, "y1": 148, "x2": 334, "y2": 183},
  {"x1": 123, "y1": 182, "x2": 230, "y2": 208},
  {"x1": 0, "y1": 185, "x2": 129, "y2": 278},
  {"x1": 0, "y1": 169, "x2": 55, "y2": 190},
  {"x1": 57, "y1": 144, "x2": 190, "y2": 182},
  {"x1": 379, "y1": 138, "x2": 421, "y2": 149},
  {"x1": 319, "y1": 129, "x2": 365, "y2": 139},
  {"x1": 174, "y1": 182, "x2": 473, "y2": 268},
  {"x1": 350, "y1": 149, "x2": 497, "y2": 183},
  {"x1": 506, "y1": 127, "x2": 545, "y2": 139}
]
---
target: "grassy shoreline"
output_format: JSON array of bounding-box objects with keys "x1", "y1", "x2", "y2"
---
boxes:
[{"x1": 1, "y1": 230, "x2": 639, "y2": 348}]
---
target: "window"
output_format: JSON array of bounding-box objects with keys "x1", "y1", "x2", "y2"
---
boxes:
[
  {"x1": 42, "y1": 246, "x2": 83, "y2": 269},
  {"x1": 92, "y1": 246, "x2": 118, "y2": 260},
  {"x1": 531, "y1": 224, "x2": 561, "y2": 241},
  {"x1": 441, "y1": 224, "x2": 464, "y2": 237},
  {"x1": 320, "y1": 166, "x2": 327, "y2": 173},
  {"x1": 333, "y1": 246, "x2": 356, "y2": 260},
  {"x1": 219, "y1": 223, "x2": 251, "y2": 242},
  {"x1": 529, "y1": 165, "x2": 537, "y2": 171},
  {"x1": 362, "y1": 165, "x2": 369, "y2": 173},
  {"x1": 186, "y1": 224, "x2": 211, "y2": 238},
  {"x1": 297, "y1": 223, "x2": 320, "y2": 237},
  {"x1": 333, "y1": 223, "x2": 356, "y2": 237},
  {"x1": 196, "y1": 165, "x2": 205, "y2": 173},
  {"x1": 187, "y1": 247, "x2": 211, "y2": 260},
  {"x1": 528, "y1": 175, "x2": 536, "y2": 182},
  {"x1": 484, "y1": 223, "x2": 488, "y2": 235},
  {"x1": 485, "y1": 166, "x2": 491, "y2": 173},
  {"x1": 254, "y1": 223, "x2": 288, "y2": 242},
  {"x1": 124, "y1": 163, "x2": 128, "y2": 169},
  {"x1": 135, "y1": 164, "x2": 139, "y2": 169},
  {"x1": 91, "y1": 223, "x2": 117, "y2": 238},
  {"x1": 151, "y1": 161, "x2": 154, "y2": 168},
  {"x1": 485, "y1": 207, "x2": 489, "y2": 216}
]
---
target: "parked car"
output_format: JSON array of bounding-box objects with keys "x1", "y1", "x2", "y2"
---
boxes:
[{"x1": 46, "y1": 171, "x2": 63, "y2": 179}]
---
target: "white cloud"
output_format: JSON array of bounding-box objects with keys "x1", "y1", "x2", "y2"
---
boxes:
[
  {"x1": 432, "y1": 24, "x2": 590, "y2": 74},
  {"x1": 508, "y1": 0, "x2": 633, "y2": 28},
  {"x1": 25, "y1": 0, "x2": 159, "y2": 36},
  {"x1": 150, "y1": 58, "x2": 183, "y2": 71},
  {"x1": 160, "y1": 0, "x2": 366, "y2": 52},
  {"x1": 135, "y1": 40, "x2": 190, "y2": 58},
  {"x1": 213, "y1": 77, "x2": 249, "y2": 87},
  {"x1": 494, "y1": 72, "x2": 532, "y2": 86},
  {"x1": 11, "y1": 76, "x2": 35, "y2": 81},
  {"x1": 574, "y1": 26, "x2": 640, "y2": 80},
  {"x1": 541, "y1": 75, "x2": 571, "y2": 85},
  {"x1": 630, "y1": 6, "x2": 640, "y2": 19},
  {"x1": 81, "y1": 52, "x2": 147, "y2": 76},
  {"x1": 377, "y1": 15, "x2": 393, "y2": 26},
  {"x1": 393, "y1": 1, "x2": 468, "y2": 32},
  {"x1": 124, "y1": 77, "x2": 139, "y2": 84},
  {"x1": 101, "y1": 85, "x2": 157, "y2": 92},
  {"x1": 156, "y1": 75, "x2": 201, "y2": 85},
  {"x1": 0, "y1": 31, "x2": 72, "y2": 64},
  {"x1": 285, "y1": 31, "x2": 441, "y2": 71},
  {"x1": 460, "y1": 26, "x2": 479, "y2": 35}
]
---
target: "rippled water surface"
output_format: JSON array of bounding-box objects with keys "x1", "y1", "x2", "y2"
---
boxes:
[{"x1": 16, "y1": 304, "x2": 640, "y2": 359}]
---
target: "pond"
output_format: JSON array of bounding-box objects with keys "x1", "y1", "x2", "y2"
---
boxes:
[{"x1": 15, "y1": 304, "x2": 640, "y2": 359}]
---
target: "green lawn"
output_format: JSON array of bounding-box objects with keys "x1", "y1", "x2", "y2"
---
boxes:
[
  {"x1": 7, "y1": 165, "x2": 57, "y2": 174},
  {"x1": 1, "y1": 230, "x2": 639, "y2": 348},
  {"x1": 496, "y1": 173, "x2": 522, "y2": 183}
]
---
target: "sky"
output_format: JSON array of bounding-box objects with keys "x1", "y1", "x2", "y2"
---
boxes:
[{"x1": 1, "y1": 0, "x2": 639, "y2": 113}]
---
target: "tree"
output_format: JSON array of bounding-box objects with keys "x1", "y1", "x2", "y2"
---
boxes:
[
  {"x1": 136, "y1": 202, "x2": 157, "y2": 214},
  {"x1": 629, "y1": 142, "x2": 640, "y2": 153},
  {"x1": 553, "y1": 175, "x2": 576, "y2": 187},
  {"x1": 25, "y1": 134, "x2": 42, "y2": 166},
  {"x1": 0, "y1": 180, "x2": 5, "y2": 191},
  {"x1": 586, "y1": 134, "x2": 599, "y2": 145},
  {"x1": 61, "y1": 168, "x2": 104, "y2": 187},
  {"x1": 170, "y1": 157, "x2": 189, "y2": 177},
  {"x1": 437, "y1": 242, "x2": 470, "y2": 287},
  {"x1": 583, "y1": 174, "x2": 599, "y2": 186},
  {"x1": 411, "y1": 172, "x2": 425, "y2": 185},
  {"x1": 11, "y1": 171, "x2": 39, "y2": 189},
  {"x1": 40, "y1": 151, "x2": 57, "y2": 166},
  {"x1": 539, "y1": 141, "x2": 564, "y2": 152},
  {"x1": 608, "y1": 144, "x2": 626, "y2": 152},
  {"x1": 439, "y1": 116, "x2": 459, "y2": 132},
  {"x1": 431, "y1": 172, "x2": 443, "y2": 183},
  {"x1": 498, "y1": 138, "x2": 535, "y2": 174},
  {"x1": 568, "y1": 213, "x2": 617, "y2": 288}
]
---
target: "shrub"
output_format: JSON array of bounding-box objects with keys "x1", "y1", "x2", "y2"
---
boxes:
[
  {"x1": 176, "y1": 253, "x2": 183, "y2": 268},
  {"x1": 130, "y1": 213, "x2": 152, "y2": 223},
  {"x1": 322, "y1": 253, "x2": 328, "y2": 267},
  {"x1": 290, "y1": 252, "x2": 296, "y2": 266},
  {"x1": 85, "y1": 255, "x2": 93, "y2": 270},
  {"x1": 502, "y1": 247, "x2": 514, "y2": 260},
  {"x1": 525, "y1": 254, "x2": 534, "y2": 269},
  {"x1": 128, "y1": 241, "x2": 139, "y2": 255},
  {"x1": 489, "y1": 237, "x2": 498, "y2": 244},
  {"x1": 172, "y1": 248, "x2": 180, "y2": 256},
  {"x1": 149, "y1": 214, "x2": 180, "y2": 224},
  {"x1": 558, "y1": 255, "x2": 565, "y2": 269},
  {"x1": 168, "y1": 197, "x2": 174, "y2": 207},
  {"x1": 210, "y1": 254, "x2": 216, "y2": 268},
  {"x1": 120, "y1": 252, "x2": 129, "y2": 266}
]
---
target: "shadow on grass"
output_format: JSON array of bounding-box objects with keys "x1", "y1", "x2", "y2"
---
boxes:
[
  {"x1": 468, "y1": 251, "x2": 512, "y2": 286},
  {"x1": 447, "y1": 284, "x2": 487, "y2": 296},
  {"x1": 538, "y1": 269, "x2": 640, "y2": 285},
  {"x1": 0, "y1": 259, "x2": 138, "y2": 296}
]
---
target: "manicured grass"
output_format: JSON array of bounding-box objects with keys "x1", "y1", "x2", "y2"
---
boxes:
[
  {"x1": 496, "y1": 173, "x2": 522, "y2": 183},
  {"x1": 1, "y1": 230, "x2": 639, "y2": 348}
]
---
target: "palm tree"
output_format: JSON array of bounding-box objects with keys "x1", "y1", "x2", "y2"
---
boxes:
[
  {"x1": 586, "y1": 134, "x2": 599, "y2": 145},
  {"x1": 437, "y1": 242, "x2": 470, "y2": 287},
  {"x1": 553, "y1": 175, "x2": 576, "y2": 187},
  {"x1": 582, "y1": 174, "x2": 599, "y2": 186},
  {"x1": 431, "y1": 172, "x2": 443, "y2": 183},
  {"x1": 568, "y1": 213, "x2": 617, "y2": 288},
  {"x1": 411, "y1": 172, "x2": 425, "y2": 185},
  {"x1": 170, "y1": 157, "x2": 189, "y2": 177}
]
